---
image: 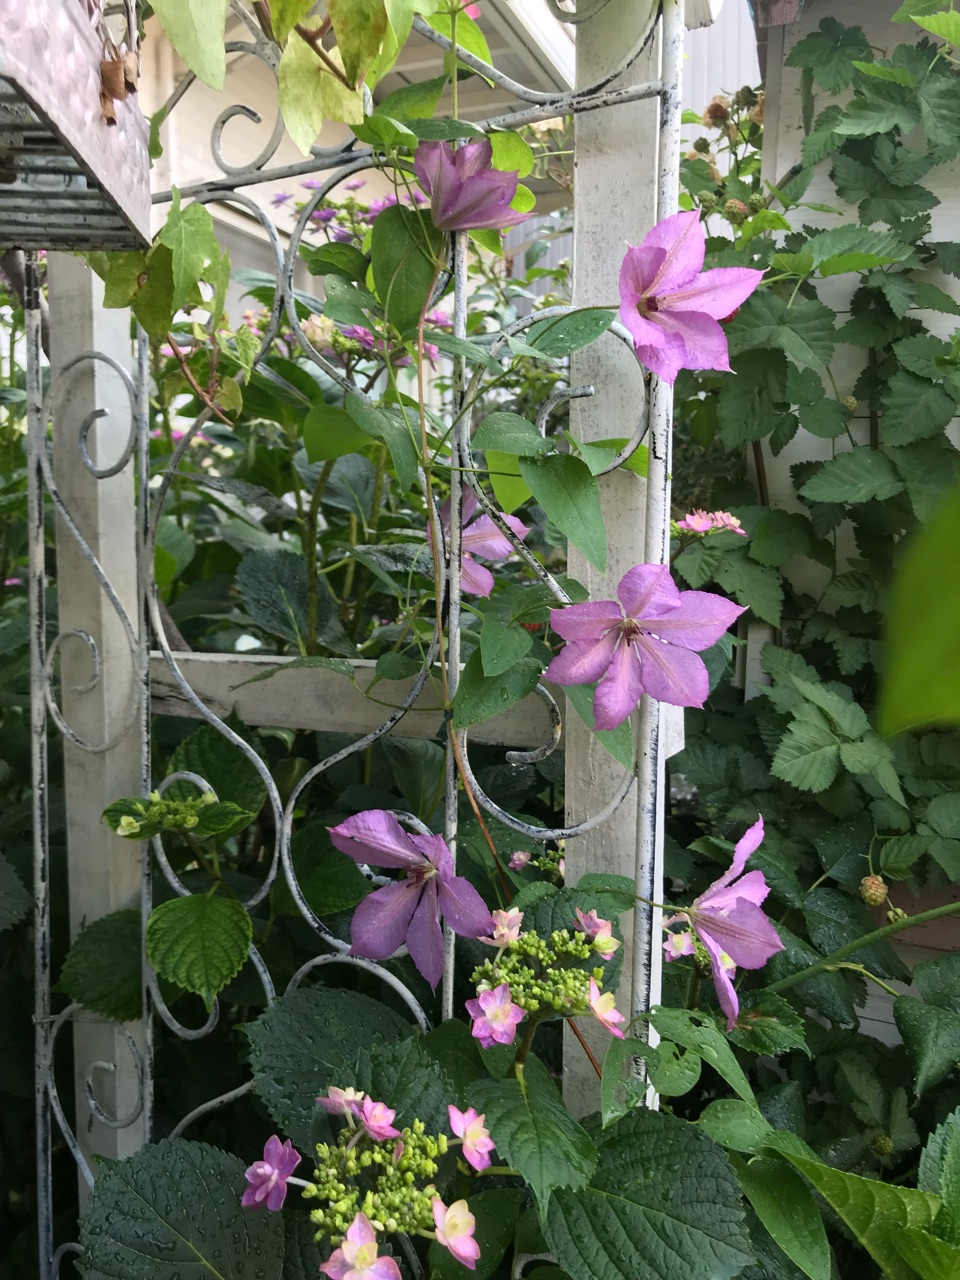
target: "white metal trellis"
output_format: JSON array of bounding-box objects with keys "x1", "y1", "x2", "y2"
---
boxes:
[{"x1": 27, "y1": 0, "x2": 687, "y2": 1272}]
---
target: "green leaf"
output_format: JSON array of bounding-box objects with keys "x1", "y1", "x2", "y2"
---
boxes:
[
  {"x1": 428, "y1": 1189, "x2": 526, "y2": 1280},
  {"x1": 895, "y1": 995, "x2": 960, "y2": 1097},
  {"x1": 375, "y1": 652, "x2": 421, "y2": 681},
  {"x1": 699, "y1": 1100, "x2": 777, "y2": 1154},
  {"x1": 166, "y1": 722, "x2": 268, "y2": 819},
  {"x1": 452, "y1": 649, "x2": 541, "y2": 729},
  {"x1": 0, "y1": 851, "x2": 30, "y2": 931},
  {"x1": 328, "y1": 0, "x2": 388, "y2": 88},
  {"x1": 790, "y1": 677, "x2": 869, "y2": 739},
  {"x1": 880, "y1": 833, "x2": 929, "y2": 879},
  {"x1": 748, "y1": 510, "x2": 817, "y2": 567},
  {"x1": 269, "y1": 822, "x2": 371, "y2": 918},
  {"x1": 473, "y1": 412, "x2": 551, "y2": 456},
  {"x1": 799, "y1": 397, "x2": 847, "y2": 438},
  {"x1": 157, "y1": 189, "x2": 224, "y2": 313},
  {"x1": 919, "y1": 1109, "x2": 960, "y2": 1228},
  {"x1": 563, "y1": 682, "x2": 635, "y2": 770},
  {"x1": 58, "y1": 909, "x2": 142, "y2": 1022},
  {"x1": 480, "y1": 613, "x2": 533, "y2": 677},
  {"x1": 832, "y1": 149, "x2": 939, "y2": 225},
  {"x1": 490, "y1": 131, "x2": 535, "y2": 178},
  {"x1": 301, "y1": 241, "x2": 369, "y2": 282},
  {"x1": 78, "y1": 1138, "x2": 284, "y2": 1278},
  {"x1": 727, "y1": 994, "x2": 810, "y2": 1058},
  {"x1": 893, "y1": 0, "x2": 949, "y2": 21},
  {"x1": 710, "y1": 547, "x2": 783, "y2": 626},
  {"x1": 785, "y1": 17, "x2": 872, "y2": 92},
  {"x1": 734, "y1": 1157, "x2": 832, "y2": 1280},
  {"x1": 146, "y1": 895, "x2": 252, "y2": 1009},
  {"x1": 374, "y1": 74, "x2": 448, "y2": 121},
  {"x1": 895, "y1": 1229, "x2": 960, "y2": 1280},
  {"x1": 352, "y1": 1036, "x2": 453, "y2": 1133},
  {"x1": 852, "y1": 59, "x2": 917, "y2": 87},
  {"x1": 799, "y1": 449, "x2": 903, "y2": 504},
  {"x1": 526, "y1": 309, "x2": 615, "y2": 357},
  {"x1": 345, "y1": 394, "x2": 419, "y2": 492},
  {"x1": 648, "y1": 1007, "x2": 756, "y2": 1104},
  {"x1": 771, "y1": 716, "x2": 841, "y2": 793},
  {"x1": 246, "y1": 987, "x2": 411, "y2": 1148},
  {"x1": 303, "y1": 401, "x2": 371, "y2": 461},
  {"x1": 804, "y1": 887, "x2": 908, "y2": 983},
  {"x1": 914, "y1": 10, "x2": 960, "y2": 43},
  {"x1": 427, "y1": 10, "x2": 493, "y2": 78},
  {"x1": 776, "y1": 1150, "x2": 939, "y2": 1280},
  {"x1": 544, "y1": 1110, "x2": 753, "y2": 1280},
  {"x1": 270, "y1": 0, "x2": 315, "y2": 42},
  {"x1": 422, "y1": 1017, "x2": 486, "y2": 1104},
  {"x1": 834, "y1": 81, "x2": 921, "y2": 136},
  {"x1": 519, "y1": 454, "x2": 607, "y2": 571},
  {"x1": 486, "y1": 449, "x2": 533, "y2": 513},
  {"x1": 880, "y1": 478, "x2": 960, "y2": 733},
  {"x1": 370, "y1": 204, "x2": 445, "y2": 336},
  {"x1": 882, "y1": 372, "x2": 957, "y2": 446},
  {"x1": 278, "y1": 28, "x2": 364, "y2": 154},
  {"x1": 425, "y1": 331, "x2": 501, "y2": 372},
  {"x1": 151, "y1": 0, "x2": 230, "y2": 90},
  {"x1": 726, "y1": 294, "x2": 836, "y2": 369},
  {"x1": 322, "y1": 274, "x2": 381, "y2": 326},
  {"x1": 473, "y1": 1057, "x2": 598, "y2": 1213}
]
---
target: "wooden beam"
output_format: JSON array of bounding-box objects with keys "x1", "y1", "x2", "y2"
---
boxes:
[{"x1": 150, "y1": 652, "x2": 563, "y2": 748}]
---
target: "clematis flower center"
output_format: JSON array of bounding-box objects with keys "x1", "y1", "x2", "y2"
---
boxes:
[
  {"x1": 638, "y1": 294, "x2": 661, "y2": 314},
  {"x1": 621, "y1": 618, "x2": 644, "y2": 643},
  {"x1": 406, "y1": 861, "x2": 438, "y2": 887}
]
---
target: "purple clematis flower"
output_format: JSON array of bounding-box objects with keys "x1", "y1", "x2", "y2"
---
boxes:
[
  {"x1": 329, "y1": 810, "x2": 492, "y2": 989},
  {"x1": 663, "y1": 816, "x2": 784, "y2": 1028},
  {"x1": 439, "y1": 491, "x2": 528, "y2": 597},
  {"x1": 414, "y1": 139, "x2": 530, "y2": 233},
  {"x1": 241, "y1": 1136, "x2": 301, "y2": 1212},
  {"x1": 618, "y1": 210, "x2": 764, "y2": 385},
  {"x1": 545, "y1": 563, "x2": 745, "y2": 730}
]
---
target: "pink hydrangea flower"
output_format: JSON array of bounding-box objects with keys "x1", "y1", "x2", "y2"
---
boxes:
[
  {"x1": 466, "y1": 983, "x2": 525, "y2": 1049},
  {"x1": 415, "y1": 139, "x2": 530, "y2": 232},
  {"x1": 464, "y1": 3, "x2": 481, "y2": 15},
  {"x1": 433, "y1": 1198, "x2": 481, "y2": 1270},
  {"x1": 320, "y1": 1211, "x2": 402, "y2": 1280},
  {"x1": 545, "y1": 563, "x2": 745, "y2": 729},
  {"x1": 713, "y1": 511, "x2": 747, "y2": 536},
  {"x1": 508, "y1": 850, "x2": 531, "y2": 870},
  {"x1": 241, "y1": 1136, "x2": 301, "y2": 1212},
  {"x1": 448, "y1": 1104, "x2": 495, "y2": 1171},
  {"x1": 587, "y1": 977, "x2": 627, "y2": 1039},
  {"x1": 618, "y1": 210, "x2": 764, "y2": 384},
  {"x1": 329, "y1": 810, "x2": 492, "y2": 990},
  {"x1": 676, "y1": 510, "x2": 715, "y2": 533},
  {"x1": 316, "y1": 1086, "x2": 365, "y2": 1117},
  {"x1": 574, "y1": 908, "x2": 620, "y2": 960},
  {"x1": 359, "y1": 1097, "x2": 401, "y2": 1142},
  {"x1": 479, "y1": 908, "x2": 523, "y2": 947},
  {"x1": 662, "y1": 816, "x2": 784, "y2": 1028},
  {"x1": 439, "y1": 491, "x2": 528, "y2": 597}
]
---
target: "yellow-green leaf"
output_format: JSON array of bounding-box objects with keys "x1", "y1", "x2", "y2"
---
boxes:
[
  {"x1": 278, "y1": 28, "x2": 364, "y2": 154},
  {"x1": 151, "y1": 0, "x2": 229, "y2": 90}
]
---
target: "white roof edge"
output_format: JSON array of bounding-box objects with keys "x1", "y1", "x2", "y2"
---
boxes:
[{"x1": 486, "y1": 0, "x2": 576, "y2": 92}]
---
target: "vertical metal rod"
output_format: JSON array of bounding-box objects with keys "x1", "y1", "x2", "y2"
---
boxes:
[
  {"x1": 442, "y1": 230, "x2": 469, "y2": 1020},
  {"x1": 135, "y1": 327, "x2": 154, "y2": 1138},
  {"x1": 27, "y1": 250, "x2": 53, "y2": 1280},
  {"x1": 631, "y1": 0, "x2": 685, "y2": 1027}
]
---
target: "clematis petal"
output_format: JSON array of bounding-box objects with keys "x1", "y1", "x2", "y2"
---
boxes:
[
  {"x1": 350, "y1": 881, "x2": 419, "y2": 960},
  {"x1": 409, "y1": 831, "x2": 454, "y2": 880},
  {"x1": 329, "y1": 810, "x2": 424, "y2": 869},
  {"x1": 643, "y1": 590, "x2": 746, "y2": 651},
  {"x1": 548, "y1": 600, "x2": 623, "y2": 642},
  {"x1": 438, "y1": 874, "x2": 495, "y2": 940},
  {"x1": 453, "y1": 138, "x2": 494, "y2": 179},
  {"x1": 619, "y1": 244, "x2": 668, "y2": 309},
  {"x1": 695, "y1": 899, "x2": 785, "y2": 971},
  {"x1": 633, "y1": 636, "x2": 710, "y2": 707},
  {"x1": 697, "y1": 928, "x2": 740, "y2": 1029},
  {"x1": 665, "y1": 265, "x2": 766, "y2": 319},
  {"x1": 593, "y1": 639, "x2": 646, "y2": 730},
  {"x1": 545, "y1": 629, "x2": 619, "y2": 687},
  {"x1": 406, "y1": 877, "x2": 445, "y2": 989},
  {"x1": 460, "y1": 556, "x2": 495, "y2": 597},
  {"x1": 640, "y1": 209, "x2": 706, "y2": 294},
  {"x1": 645, "y1": 309, "x2": 736, "y2": 376},
  {"x1": 701, "y1": 869, "x2": 770, "y2": 914},
  {"x1": 462, "y1": 514, "x2": 528, "y2": 560},
  {"x1": 616, "y1": 564, "x2": 681, "y2": 621},
  {"x1": 414, "y1": 141, "x2": 456, "y2": 205}
]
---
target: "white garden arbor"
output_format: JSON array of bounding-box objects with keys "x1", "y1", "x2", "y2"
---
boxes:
[{"x1": 17, "y1": 0, "x2": 729, "y2": 1272}]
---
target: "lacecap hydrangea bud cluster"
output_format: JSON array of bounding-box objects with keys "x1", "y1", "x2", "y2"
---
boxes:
[{"x1": 108, "y1": 789, "x2": 217, "y2": 838}]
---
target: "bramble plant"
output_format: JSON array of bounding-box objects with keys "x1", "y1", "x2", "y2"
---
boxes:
[{"x1": 2, "y1": 0, "x2": 960, "y2": 1278}]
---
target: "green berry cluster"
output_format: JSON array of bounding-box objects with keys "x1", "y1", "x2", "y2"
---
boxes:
[
  {"x1": 308, "y1": 1118, "x2": 449, "y2": 1245},
  {"x1": 471, "y1": 927, "x2": 601, "y2": 1016}
]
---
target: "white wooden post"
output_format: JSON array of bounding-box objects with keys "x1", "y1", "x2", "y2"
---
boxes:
[
  {"x1": 562, "y1": 0, "x2": 661, "y2": 1116},
  {"x1": 48, "y1": 254, "x2": 148, "y2": 1175}
]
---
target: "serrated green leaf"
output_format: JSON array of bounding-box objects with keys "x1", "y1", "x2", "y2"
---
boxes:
[
  {"x1": 895, "y1": 1229, "x2": 960, "y2": 1280},
  {"x1": 785, "y1": 17, "x2": 872, "y2": 92},
  {"x1": 726, "y1": 294, "x2": 836, "y2": 369},
  {"x1": 246, "y1": 987, "x2": 411, "y2": 1148},
  {"x1": 799, "y1": 397, "x2": 847, "y2": 438},
  {"x1": 519, "y1": 454, "x2": 606, "y2": 571},
  {"x1": 352, "y1": 1036, "x2": 453, "y2": 1132},
  {"x1": 728, "y1": 994, "x2": 810, "y2": 1058},
  {"x1": 880, "y1": 479, "x2": 960, "y2": 733},
  {"x1": 58, "y1": 909, "x2": 142, "y2": 1022},
  {"x1": 927, "y1": 793, "x2": 960, "y2": 838},
  {"x1": 914, "y1": 10, "x2": 960, "y2": 44},
  {"x1": 852, "y1": 59, "x2": 917, "y2": 87},
  {"x1": 0, "y1": 851, "x2": 30, "y2": 932},
  {"x1": 777, "y1": 1150, "x2": 939, "y2": 1280},
  {"x1": 166, "y1": 722, "x2": 268, "y2": 819},
  {"x1": 157, "y1": 189, "x2": 223, "y2": 314},
  {"x1": 895, "y1": 996, "x2": 960, "y2": 1097},
  {"x1": 473, "y1": 1057, "x2": 598, "y2": 1212},
  {"x1": 544, "y1": 1110, "x2": 753, "y2": 1280},
  {"x1": 151, "y1": 0, "x2": 229, "y2": 90},
  {"x1": 771, "y1": 717, "x2": 841, "y2": 792},
  {"x1": 882, "y1": 372, "x2": 957, "y2": 446},
  {"x1": 699, "y1": 1100, "x2": 776, "y2": 1154},
  {"x1": 270, "y1": 821, "x2": 371, "y2": 918},
  {"x1": 799, "y1": 449, "x2": 903, "y2": 504},
  {"x1": 146, "y1": 894, "x2": 252, "y2": 1009},
  {"x1": 880, "y1": 833, "x2": 929, "y2": 878},
  {"x1": 791, "y1": 677, "x2": 870, "y2": 739},
  {"x1": 805, "y1": 887, "x2": 909, "y2": 983},
  {"x1": 78, "y1": 1138, "x2": 284, "y2": 1278}
]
